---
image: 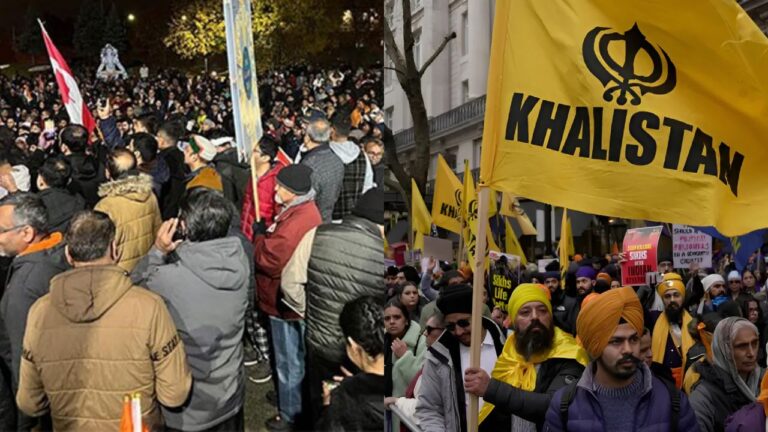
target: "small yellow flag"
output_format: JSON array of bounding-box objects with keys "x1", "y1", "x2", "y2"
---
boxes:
[
  {"x1": 505, "y1": 218, "x2": 528, "y2": 265},
  {"x1": 500, "y1": 193, "x2": 537, "y2": 236},
  {"x1": 431, "y1": 154, "x2": 463, "y2": 234},
  {"x1": 411, "y1": 179, "x2": 432, "y2": 236}
]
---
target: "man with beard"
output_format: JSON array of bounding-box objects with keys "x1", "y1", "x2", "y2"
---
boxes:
[
  {"x1": 543, "y1": 271, "x2": 578, "y2": 335},
  {"x1": 650, "y1": 272, "x2": 695, "y2": 389},
  {"x1": 544, "y1": 287, "x2": 699, "y2": 431},
  {"x1": 463, "y1": 284, "x2": 587, "y2": 431},
  {"x1": 415, "y1": 284, "x2": 508, "y2": 431}
]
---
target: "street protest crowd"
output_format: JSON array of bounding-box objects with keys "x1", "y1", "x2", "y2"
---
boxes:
[
  {"x1": 384, "y1": 247, "x2": 768, "y2": 432},
  {"x1": 0, "y1": 64, "x2": 387, "y2": 432}
]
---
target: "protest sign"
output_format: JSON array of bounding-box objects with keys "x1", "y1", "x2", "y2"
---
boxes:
[
  {"x1": 621, "y1": 226, "x2": 663, "y2": 286},
  {"x1": 488, "y1": 251, "x2": 517, "y2": 309},
  {"x1": 673, "y1": 225, "x2": 712, "y2": 269}
]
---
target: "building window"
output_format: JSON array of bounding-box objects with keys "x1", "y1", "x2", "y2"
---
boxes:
[
  {"x1": 384, "y1": 58, "x2": 392, "y2": 87},
  {"x1": 473, "y1": 138, "x2": 482, "y2": 168},
  {"x1": 413, "y1": 28, "x2": 422, "y2": 68},
  {"x1": 385, "y1": 106, "x2": 394, "y2": 128},
  {"x1": 385, "y1": 0, "x2": 394, "y2": 23},
  {"x1": 411, "y1": 0, "x2": 422, "y2": 12},
  {"x1": 462, "y1": 80, "x2": 469, "y2": 103},
  {"x1": 461, "y1": 11, "x2": 468, "y2": 56},
  {"x1": 444, "y1": 146, "x2": 458, "y2": 171}
]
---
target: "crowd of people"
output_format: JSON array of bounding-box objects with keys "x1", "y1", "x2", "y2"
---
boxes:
[
  {"x1": 0, "y1": 64, "x2": 388, "y2": 432},
  {"x1": 384, "y1": 249, "x2": 768, "y2": 431}
]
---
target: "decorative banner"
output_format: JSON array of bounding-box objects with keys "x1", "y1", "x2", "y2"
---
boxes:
[
  {"x1": 672, "y1": 224, "x2": 712, "y2": 269},
  {"x1": 479, "y1": 0, "x2": 768, "y2": 236},
  {"x1": 223, "y1": 0, "x2": 263, "y2": 161},
  {"x1": 621, "y1": 226, "x2": 663, "y2": 286}
]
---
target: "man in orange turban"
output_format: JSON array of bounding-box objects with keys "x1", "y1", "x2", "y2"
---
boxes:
[
  {"x1": 650, "y1": 272, "x2": 694, "y2": 388},
  {"x1": 545, "y1": 287, "x2": 699, "y2": 430}
]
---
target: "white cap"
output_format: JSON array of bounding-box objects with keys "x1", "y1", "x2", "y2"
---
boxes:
[
  {"x1": 211, "y1": 136, "x2": 234, "y2": 147},
  {"x1": 727, "y1": 270, "x2": 741, "y2": 281},
  {"x1": 702, "y1": 274, "x2": 725, "y2": 293},
  {"x1": 189, "y1": 135, "x2": 217, "y2": 162},
  {"x1": 11, "y1": 165, "x2": 30, "y2": 192}
]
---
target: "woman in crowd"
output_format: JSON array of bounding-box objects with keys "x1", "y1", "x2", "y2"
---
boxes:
[
  {"x1": 384, "y1": 300, "x2": 426, "y2": 400},
  {"x1": 317, "y1": 296, "x2": 385, "y2": 431},
  {"x1": 396, "y1": 281, "x2": 427, "y2": 323}
]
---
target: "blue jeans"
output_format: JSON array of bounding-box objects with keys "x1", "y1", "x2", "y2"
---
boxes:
[{"x1": 269, "y1": 317, "x2": 305, "y2": 422}]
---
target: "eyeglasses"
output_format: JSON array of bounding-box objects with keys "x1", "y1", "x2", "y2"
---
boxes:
[
  {"x1": 0, "y1": 224, "x2": 26, "y2": 235},
  {"x1": 424, "y1": 326, "x2": 444, "y2": 334},
  {"x1": 445, "y1": 319, "x2": 471, "y2": 333}
]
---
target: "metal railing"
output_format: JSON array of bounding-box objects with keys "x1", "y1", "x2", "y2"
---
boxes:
[
  {"x1": 386, "y1": 405, "x2": 423, "y2": 432},
  {"x1": 394, "y1": 95, "x2": 487, "y2": 150}
]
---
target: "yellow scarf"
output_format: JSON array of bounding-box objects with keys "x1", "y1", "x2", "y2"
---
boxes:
[
  {"x1": 478, "y1": 327, "x2": 589, "y2": 423},
  {"x1": 652, "y1": 310, "x2": 694, "y2": 373}
]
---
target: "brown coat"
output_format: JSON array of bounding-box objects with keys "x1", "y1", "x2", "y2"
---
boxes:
[
  {"x1": 95, "y1": 174, "x2": 162, "y2": 272},
  {"x1": 16, "y1": 265, "x2": 192, "y2": 431}
]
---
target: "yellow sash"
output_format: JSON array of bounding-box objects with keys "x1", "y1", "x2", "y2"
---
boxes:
[
  {"x1": 478, "y1": 327, "x2": 588, "y2": 423},
  {"x1": 652, "y1": 310, "x2": 695, "y2": 382}
]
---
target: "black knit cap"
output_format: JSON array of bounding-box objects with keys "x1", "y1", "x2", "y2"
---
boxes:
[
  {"x1": 276, "y1": 164, "x2": 313, "y2": 195},
  {"x1": 352, "y1": 188, "x2": 384, "y2": 225},
  {"x1": 436, "y1": 283, "x2": 473, "y2": 315}
]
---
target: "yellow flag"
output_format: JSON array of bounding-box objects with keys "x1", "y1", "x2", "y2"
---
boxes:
[
  {"x1": 488, "y1": 190, "x2": 498, "y2": 218},
  {"x1": 463, "y1": 164, "x2": 498, "y2": 271},
  {"x1": 414, "y1": 231, "x2": 424, "y2": 251},
  {"x1": 479, "y1": 0, "x2": 768, "y2": 236},
  {"x1": 500, "y1": 193, "x2": 537, "y2": 236},
  {"x1": 559, "y1": 209, "x2": 570, "y2": 282},
  {"x1": 564, "y1": 215, "x2": 575, "y2": 256},
  {"x1": 411, "y1": 179, "x2": 432, "y2": 238},
  {"x1": 431, "y1": 154, "x2": 463, "y2": 234},
  {"x1": 504, "y1": 218, "x2": 528, "y2": 265}
]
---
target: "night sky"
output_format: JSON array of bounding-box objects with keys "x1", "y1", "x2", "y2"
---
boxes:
[{"x1": 0, "y1": 0, "x2": 175, "y2": 64}]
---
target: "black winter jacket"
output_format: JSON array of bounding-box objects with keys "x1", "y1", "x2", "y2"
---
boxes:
[
  {"x1": 66, "y1": 152, "x2": 104, "y2": 207},
  {"x1": 213, "y1": 148, "x2": 250, "y2": 210},
  {"x1": 38, "y1": 187, "x2": 86, "y2": 234},
  {"x1": 689, "y1": 360, "x2": 761, "y2": 432},
  {"x1": 306, "y1": 216, "x2": 383, "y2": 363}
]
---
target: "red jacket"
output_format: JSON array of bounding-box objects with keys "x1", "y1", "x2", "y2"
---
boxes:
[
  {"x1": 241, "y1": 162, "x2": 285, "y2": 241},
  {"x1": 254, "y1": 199, "x2": 321, "y2": 319}
]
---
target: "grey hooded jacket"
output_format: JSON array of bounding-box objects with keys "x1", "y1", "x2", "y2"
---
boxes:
[{"x1": 131, "y1": 236, "x2": 249, "y2": 431}]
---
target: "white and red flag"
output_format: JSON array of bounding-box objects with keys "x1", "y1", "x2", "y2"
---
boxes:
[{"x1": 38, "y1": 20, "x2": 95, "y2": 136}]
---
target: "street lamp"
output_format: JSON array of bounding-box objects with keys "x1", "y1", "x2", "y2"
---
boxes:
[{"x1": 127, "y1": 13, "x2": 135, "y2": 22}]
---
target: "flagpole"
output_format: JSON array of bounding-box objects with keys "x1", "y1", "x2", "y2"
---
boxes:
[{"x1": 468, "y1": 185, "x2": 489, "y2": 431}]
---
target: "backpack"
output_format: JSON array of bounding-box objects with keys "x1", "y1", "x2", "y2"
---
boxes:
[{"x1": 558, "y1": 376, "x2": 680, "y2": 432}]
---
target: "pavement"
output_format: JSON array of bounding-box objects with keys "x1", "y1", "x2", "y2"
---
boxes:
[{"x1": 243, "y1": 375, "x2": 278, "y2": 431}]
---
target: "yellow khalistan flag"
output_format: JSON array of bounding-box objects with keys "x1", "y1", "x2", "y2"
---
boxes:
[
  {"x1": 479, "y1": 0, "x2": 768, "y2": 236},
  {"x1": 463, "y1": 162, "x2": 499, "y2": 271},
  {"x1": 411, "y1": 179, "x2": 432, "y2": 250},
  {"x1": 500, "y1": 193, "x2": 537, "y2": 236},
  {"x1": 431, "y1": 154, "x2": 463, "y2": 234},
  {"x1": 504, "y1": 218, "x2": 527, "y2": 265},
  {"x1": 559, "y1": 209, "x2": 571, "y2": 282}
]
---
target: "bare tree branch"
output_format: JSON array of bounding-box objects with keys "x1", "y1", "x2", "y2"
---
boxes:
[
  {"x1": 382, "y1": 66, "x2": 405, "y2": 74},
  {"x1": 419, "y1": 32, "x2": 456, "y2": 77}
]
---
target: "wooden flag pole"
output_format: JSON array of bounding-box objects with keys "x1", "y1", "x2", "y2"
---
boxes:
[{"x1": 468, "y1": 186, "x2": 490, "y2": 431}]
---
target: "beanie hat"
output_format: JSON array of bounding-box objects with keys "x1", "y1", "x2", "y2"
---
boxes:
[
  {"x1": 702, "y1": 274, "x2": 726, "y2": 293},
  {"x1": 189, "y1": 135, "x2": 217, "y2": 161},
  {"x1": 436, "y1": 284, "x2": 473, "y2": 315},
  {"x1": 276, "y1": 164, "x2": 313, "y2": 195},
  {"x1": 728, "y1": 270, "x2": 741, "y2": 281},
  {"x1": 399, "y1": 265, "x2": 420, "y2": 285},
  {"x1": 352, "y1": 188, "x2": 384, "y2": 225},
  {"x1": 575, "y1": 266, "x2": 597, "y2": 280},
  {"x1": 543, "y1": 271, "x2": 561, "y2": 281}
]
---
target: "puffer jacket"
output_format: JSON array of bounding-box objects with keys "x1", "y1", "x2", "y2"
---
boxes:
[
  {"x1": 16, "y1": 265, "x2": 192, "y2": 431},
  {"x1": 0, "y1": 234, "x2": 68, "y2": 391},
  {"x1": 240, "y1": 162, "x2": 285, "y2": 241},
  {"x1": 725, "y1": 402, "x2": 765, "y2": 432},
  {"x1": 306, "y1": 215, "x2": 383, "y2": 364},
  {"x1": 300, "y1": 144, "x2": 344, "y2": 223},
  {"x1": 545, "y1": 362, "x2": 700, "y2": 432},
  {"x1": 131, "y1": 237, "x2": 249, "y2": 431},
  {"x1": 95, "y1": 174, "x2": 162, "y2": 272},
  {"x1": 66, "y1": 152, "x2": 104, "y2": 208}
]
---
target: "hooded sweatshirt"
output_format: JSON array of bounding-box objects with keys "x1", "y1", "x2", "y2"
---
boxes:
[
  {"x1": 131, "y1": 237, "x2": 249, "y2": 431},
  {"x1": 16, "y1": 265, "x2": 192, "y2": 431}
]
